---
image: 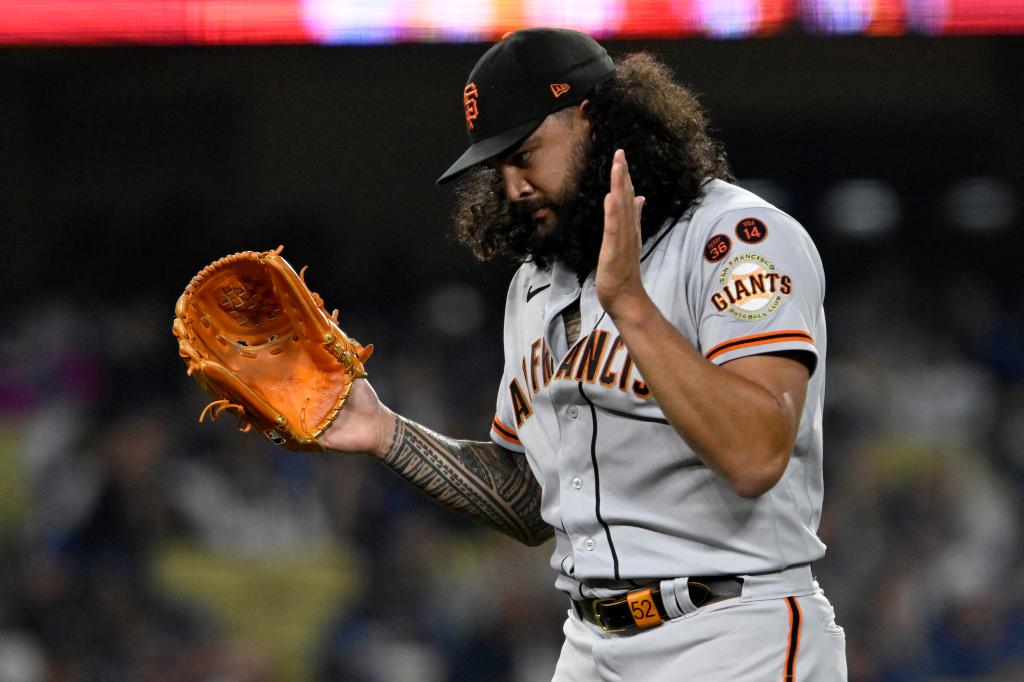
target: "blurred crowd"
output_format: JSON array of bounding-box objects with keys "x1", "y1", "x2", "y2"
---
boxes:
[{"x1": 0, "y1": 230, "x2": 1022, "y2": 681}]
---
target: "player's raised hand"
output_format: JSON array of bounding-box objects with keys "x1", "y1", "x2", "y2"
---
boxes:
[
  {"x1": 596, "y1": 149, "x2": 647, "y2": 319},
  {"x1": 318, "y1": 379, "x2": 396, "y2": 459}
]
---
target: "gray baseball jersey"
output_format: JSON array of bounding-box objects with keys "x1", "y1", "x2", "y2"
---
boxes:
[{"x1": 489, "y1": 179, "x2": 828, "y2": 599}]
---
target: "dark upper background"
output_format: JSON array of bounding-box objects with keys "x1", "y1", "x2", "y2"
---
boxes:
[{"x1": 2, "y1": 36, "x2": 1021, "y2": 312}]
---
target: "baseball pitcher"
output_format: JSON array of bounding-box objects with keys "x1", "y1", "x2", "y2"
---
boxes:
[{"x1": 175, "y1": 28, "x2": 847, "y2": 681}]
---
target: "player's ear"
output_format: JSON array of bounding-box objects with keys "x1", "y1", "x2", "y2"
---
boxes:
[{"x1": 572, "y1": 99, "x2": 592, "y2": 133}]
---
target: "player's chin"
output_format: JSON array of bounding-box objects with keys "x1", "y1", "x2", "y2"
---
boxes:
[{"x1": 534, "y1": 219, "x2": 557, "y2": 238}]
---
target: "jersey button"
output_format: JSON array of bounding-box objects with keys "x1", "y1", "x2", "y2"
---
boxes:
[
  {"x1": 564, "y1": 286, "x2": 575, "y2": 295},
  {"x1": 567, "y1": 406, "x2": 579, "y2": 419},
  {"x1": 584, "y1": 538, "x2": 595, "y2": 551},
  {"x1": 571, "y1": 477, "x2": 583, "y2": 490}
]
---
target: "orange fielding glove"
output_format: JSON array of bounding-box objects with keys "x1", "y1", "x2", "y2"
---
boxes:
[{"x1": 172, "y1": 245, "x2": 372, "y2": 452}]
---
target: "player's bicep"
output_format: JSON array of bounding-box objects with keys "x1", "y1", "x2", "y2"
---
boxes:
[{"x1": 721, "y1": 351, "x2": 809, "y2": 426}]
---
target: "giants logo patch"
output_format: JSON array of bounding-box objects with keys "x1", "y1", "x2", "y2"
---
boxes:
[
  {"x1": 463, "y1": 83, "x2": 479, "y2": 130},
  {"x1": 711, "y1": 254, "x2": 792, "y2": 320}
]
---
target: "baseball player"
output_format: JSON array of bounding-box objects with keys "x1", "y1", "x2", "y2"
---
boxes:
[{"x1": 320, "y1": 28, "x2": 847, "y2": 680}]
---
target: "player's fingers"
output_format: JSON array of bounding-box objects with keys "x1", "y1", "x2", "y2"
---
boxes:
[
  {"x1": 601, "y1": 198, "x2": 623, "y2": 270},
  {"x1": 609, "y1": 152, "x2": 622, "y2": 209},
  {"x1": 611, "y1": 150, "x2": 634, "y2": 209},
  {"x1": 603, "y1": 192, "x2": 618, "y2": 237},
  {"x1": 613, "y1": 149, "x2": 630, "y2": 202},
  {"x1": 620, "y1": 149, "x2": 635, "y2": 196},
  {"x1": 610, "y1": 151, "x2": 635, "y2": 225}
]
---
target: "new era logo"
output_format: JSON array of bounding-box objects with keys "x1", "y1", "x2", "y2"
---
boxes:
[{"x1": 550, "y1": 83, "x2": 571, "y2": 98}]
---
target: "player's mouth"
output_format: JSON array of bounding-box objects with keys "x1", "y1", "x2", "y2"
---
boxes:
[
  {"x1": 512, "y1": 199, "x2": 557, "y2": 231},
  {"x1": 533, "y1": 209, "x2": 559, "y2": 235}
]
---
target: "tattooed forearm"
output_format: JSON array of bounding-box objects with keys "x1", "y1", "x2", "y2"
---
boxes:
[{"x1": 380, "y1": 416, "x2": 552, "y2": 546}]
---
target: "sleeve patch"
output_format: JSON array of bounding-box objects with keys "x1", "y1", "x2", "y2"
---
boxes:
[
  {"x1": 705, "y1": 330, "x2": 813, "y2": 362},
  {"x1": 704, "y1": 233, "x2": 732, "y2": 263},
  {"x1": 709, "y1": 253, "x2": 792, "y2": 321},
  {"x1": 735, "y1": 217, "x2": 767, "y2": 244}
]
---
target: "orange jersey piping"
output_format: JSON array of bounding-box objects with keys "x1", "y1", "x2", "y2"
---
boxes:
[
  {"x1": 705, "y1": 330, "x2": 814, "y2": 363},
  {"x1": 492, "y1": 414, "x2": 522, "y2": 446}
]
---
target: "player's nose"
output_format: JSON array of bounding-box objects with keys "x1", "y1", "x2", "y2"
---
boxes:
[{"x1": 500, "y1": 166, "x2": 533, "y2": 202}]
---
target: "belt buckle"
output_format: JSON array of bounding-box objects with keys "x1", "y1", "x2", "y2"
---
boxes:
[{"x1": 591, "y1": 597, "x2": 630, "y2": 633}]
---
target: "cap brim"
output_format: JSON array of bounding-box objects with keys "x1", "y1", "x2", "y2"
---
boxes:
[{"x1": 436, "y1": 117, "x2": 544, "y2": 185}]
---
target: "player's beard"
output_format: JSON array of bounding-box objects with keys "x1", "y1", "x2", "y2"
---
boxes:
[{"x1": 509, "y1": 139, "x2": 606, "y2": 278}]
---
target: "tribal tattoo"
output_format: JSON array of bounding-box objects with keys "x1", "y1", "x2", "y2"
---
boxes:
[{"x1": 380, "y1": 416, "x2": 553, "y2": 546}]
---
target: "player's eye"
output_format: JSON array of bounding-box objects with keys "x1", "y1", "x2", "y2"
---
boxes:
[{"x1": 513, "y1": 150, "x2": 532, "y2": 167}]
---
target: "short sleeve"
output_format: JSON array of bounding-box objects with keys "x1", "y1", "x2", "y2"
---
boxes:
[
  {"x1": 490, "y1": 368, "x2": 526, "y2": 452},
  {"x1": 697, "y1": 208, "x2": 823, "y2": 374},
  {"x1": 487, "y1": 268, "x2": 531, "y2": 453}
]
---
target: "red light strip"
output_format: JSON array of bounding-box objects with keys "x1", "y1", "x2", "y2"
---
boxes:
[
  {"x1": 0, "y1": 0, "x2": 307, "y2": 44},
  {"x1": 0, "y1": 0, "x2": 1021, "y2": 44}
]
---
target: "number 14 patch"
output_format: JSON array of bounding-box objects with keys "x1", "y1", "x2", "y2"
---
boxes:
[{"x1": 736, "y1": 217, "x2": 767, "y2": 244}]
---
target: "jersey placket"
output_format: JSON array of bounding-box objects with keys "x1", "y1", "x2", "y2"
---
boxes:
[{"x1": 545, "y1": 263, "x2": 617, "y2": 578}]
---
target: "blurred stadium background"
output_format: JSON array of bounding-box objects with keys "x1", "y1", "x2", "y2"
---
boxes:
[{"x1": 1, "y1": 1, "x2": 1022, "y2": 680}]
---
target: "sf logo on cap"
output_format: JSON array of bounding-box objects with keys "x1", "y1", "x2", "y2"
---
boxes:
[{"x1": 464, "y1": 83, "x2": 479, "y2": 130}]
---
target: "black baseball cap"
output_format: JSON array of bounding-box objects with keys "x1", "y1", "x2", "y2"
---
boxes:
[{"x1": 436, "y1": 28, "x2": 615, "y2": 185}]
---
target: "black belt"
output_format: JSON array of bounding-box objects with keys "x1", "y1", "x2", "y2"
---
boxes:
[{"x1": 572, "y1": 576, "x2": 743, "y2": 633}]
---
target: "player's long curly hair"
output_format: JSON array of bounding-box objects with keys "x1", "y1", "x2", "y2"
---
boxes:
[{"x1": 451, "y1": 52, "x2": 734, "y2": 274}]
